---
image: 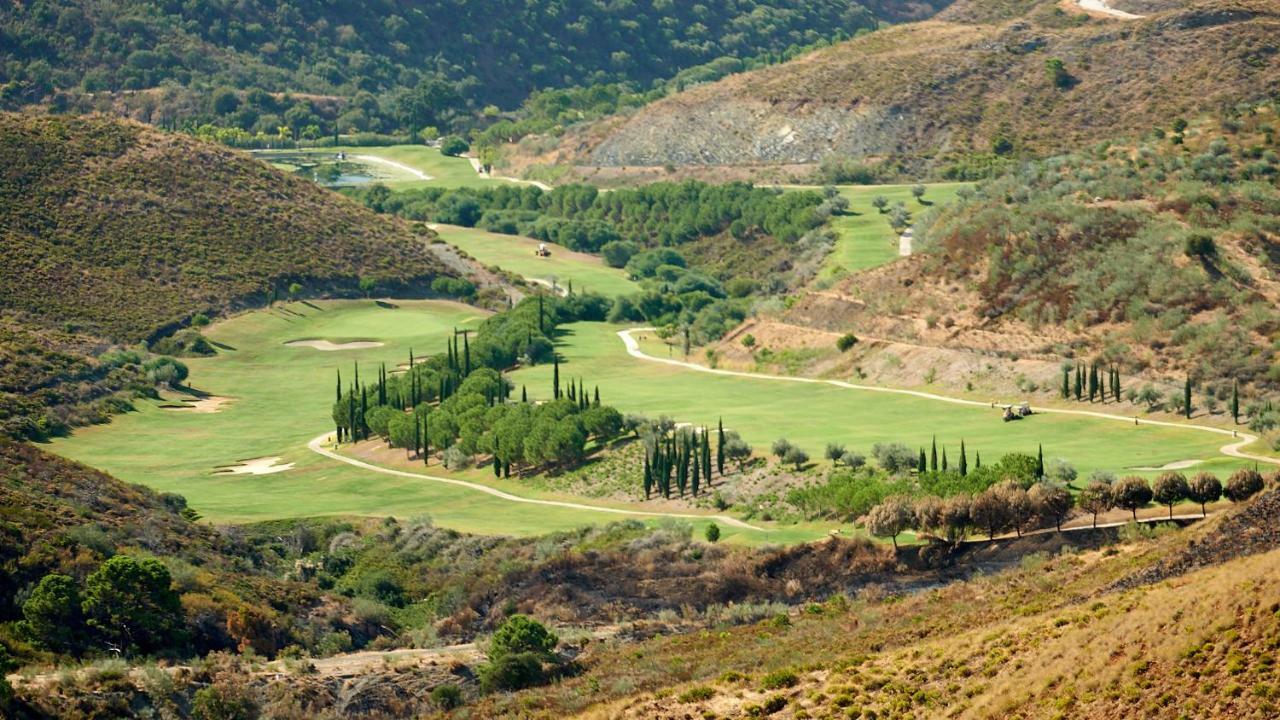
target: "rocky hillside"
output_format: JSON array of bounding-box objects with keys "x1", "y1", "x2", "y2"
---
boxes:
[
  {"x1": 537, "y1": 0, "x2": 1279, "y2": 176},
  {"x1": 0, "y1": 112, "x2": 483, "y2": 439}
]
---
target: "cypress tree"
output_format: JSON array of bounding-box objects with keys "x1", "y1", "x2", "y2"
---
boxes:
[
  {"x1": 463, "y1": 333, "x2": 471, "y2": 375},
  {"x1": 942, "y1": 447, "x2": 948, "y2": 472},
  {"x1": 703, "y1": 430, "x2": 712, "y2": 485},
  {"x1": 493, "y1": 447, "x2": 501, "y2": 478},
  {"x1": 359, "y1": 386, "x2": 368, "y2": 440},
  {"x1": 918, "y1": 448, "x2": 927, "y2": 473},
  {"x1": 1184, "y1": 376, "x2": 1192, "y2": 418},
  {"x1": 521, "y1": 385, "x2": 528, "y2": 403},
  {"x1": 593, "y1": 386, "x2": 600, "y2": 407},
  {"x1": 1036, "y1": 444, "x2": 1044, "y2": 479},
  {"x1": 930, "y1": 436, "x2": 938, "y2": 472},
  {"x1": 716, "y1": 418, "x2": 725, "y2": 477},
  {"x1": 975, "y1": 451, "x2": 981, "y2": 469},
  {"x1": 691, "y1": 443, "x2": 700, "y2": 497},
  {"x1": 336, "y1": 369, "x2": 342, "y2": 404},
  {"x1": 422, "y1": 415, "x2": 430, "y2": 464},
  {"x1": 1061, "y1": 367, "x2": 1069, "y2": 399},
  {"x1": 959, "y1": 440, "x2": 967, "y2": 476},
  {"x1": 579, "y1": 379, "x2": 586, "y2": 409},
  {"x1": 347, "y1": 389, "x2": 355, "y2": 444},
  {"x1": 1074, "y1": 366, "x2": 1083, "y2": 401},
  {"x1": 643, "y1": 454, "x2": 653, "y2": 499},
  {"x1": 553, "y1": 354, "x2": 561, "y2": 399},
  {"x1": 413, "y1": 415, "x2": 421, "y2": 457},
  {"x1": 538, "y1": 293, "x2": 545, "y2": 333},
  {"x1": 1231, "y1": 379, "x2": 1239, "y2": 424},
  {"x1": 1088, "y1": 364, "x2": 1096, "y2": 402},
  {"x1": 1113, "y1": 367, "x2": 1122, "y2": 402}
]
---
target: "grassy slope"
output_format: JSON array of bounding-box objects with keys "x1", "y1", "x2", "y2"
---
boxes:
[
  {"x1": 0, "y1": 114, "x2": 454, "y2": 344},
  {"x1": 433, "y1": 225, "x2": 639, "y2": 297},
  {"x1": 47, "y1": 300, "x2": 820, "y2": 542},
  {"x1": 253, "y1": 145, "x2": 516, "y2": 190},
  {"x1": 509, "y1": 322, "x2": 1251, "y2": 479}
]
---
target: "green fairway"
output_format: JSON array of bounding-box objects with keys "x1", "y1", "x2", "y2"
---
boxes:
[
  {"x1": 509, "y1": 323, "x2": 1257, "y2": 481},
  {"x1": 45, "y1": 300, "x2": 821, "y2": 543},
  {"x1": 786, "y1": 182, "x2": 971, "y2": 277},
  {"x1": 434, "y1": 225, "x2": 638, "y2": 297},
  {"x1": 253, "y1": 145, "x2": 520, "y2": 190}
]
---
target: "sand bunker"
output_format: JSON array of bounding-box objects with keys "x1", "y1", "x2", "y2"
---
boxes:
[
  {"x1": 161, "y1": 396, "x2": 232, "y2": 413},
  {"x1": 1129, "y1": 459, "x2": 1202, "y2": 471},
  {"x1": 214, "y1": 457, "x2": 294, "y2": 476},
  {"x1": 285, "y1": 339, "x2": 384, "y2": 351}
]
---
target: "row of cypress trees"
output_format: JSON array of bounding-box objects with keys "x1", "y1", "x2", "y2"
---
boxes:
[{"x1": 643, "y1": 423, "x2": 719, "y2": 499}]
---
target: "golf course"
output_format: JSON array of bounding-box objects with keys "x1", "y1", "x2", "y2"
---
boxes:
[
  {"x1": 432, "y1": 225, "x2": 638, "y2": 298},
  {"x1": 253, "y1": 144, "x2": 513, "y2": 190}
]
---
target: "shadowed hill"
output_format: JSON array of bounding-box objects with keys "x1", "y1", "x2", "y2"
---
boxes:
[
  {"x1": 0, "y1": 112, "x2": 480, "y2": 439},
  {"x1": 547, "y1": 0, "x2": 1279, "y2": 176}
]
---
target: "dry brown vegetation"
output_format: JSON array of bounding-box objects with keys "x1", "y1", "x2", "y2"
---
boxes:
[{"x1": 515, "y1": 0, "x2": 1280, "y2": 178}]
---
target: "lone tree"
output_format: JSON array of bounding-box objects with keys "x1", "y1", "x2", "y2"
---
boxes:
[
  {"x1": 871, "y1": 195, "x2": 889, "y2": 213},
  {"x1": 824, "y1": 443, "x2": 847, "y2": 463},
  {"x1": 1079, "y1": 480, "x2": 1115, "y2": 528},
  {"x1": 724, "y1": 435, "x2": 752, "y2": 472},
  {"x1": 1224, "y1": 469, "x2": 1264, "y2": 502},
  {"x1": 771, "y1": 438, "x2": 793, "y2": 460},
  {"x1": 911, "y1": 184, "x2": 927, "y2": 203},
  {"x1": 1151, "y1": 472, "x2": 1190, "y2": 520},
  {"x1": 1184, "y1": 376, "x2": 1193, "y2": 419},
  {"x1": 1187, "y1": 472, "x2": 1222, "y2": 517},
  {"x1": 1111, "y1": 476, "x2": 1154, "y2": 521},
  {"x1": 1231, "y1": 379, "x2": 1240, "y2": 424},
  {"x1": 704, "y1": 522, "x2": 721, "y2": 543},
  {"x1": 866, "y1": 497, "x2": 913, "y2": 549}
]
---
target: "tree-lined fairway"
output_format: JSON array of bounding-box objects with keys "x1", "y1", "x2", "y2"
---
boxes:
[
  {"x1": 510, "y1": 322, "x2": 1255, "y2": 481},
  {"x1": 433, "y1": 224, "x2": 638, "y2": 297},
  {"x1": 795, "y1": 182, "x2": 971, "y2": 277},
  {"x1": 44, "y1": 300, "x2": 814, "y2": 543},
  {"x1": 254, "y1": 144, "x2": 513, "y2": 189}
]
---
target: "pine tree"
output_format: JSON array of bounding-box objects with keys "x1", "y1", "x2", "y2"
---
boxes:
[
  {"x1": 1036, "y1": 444, "x2": 1044, "y2": 479},
  {"x1": 1231, "y1": 379, "x2": 1240, "y2": 424},
  {"x1": 930, "y1": 436, "x2": 938, "y2": 472},
  {"x1": 959, "y1": 440, "x2": 967, "y2": 476}
]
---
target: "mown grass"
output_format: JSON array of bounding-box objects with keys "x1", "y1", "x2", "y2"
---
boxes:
[
  {"x1": 433, "y1": 224, "x2": 638, "y2": 297},
  {"x1": 45, "y1": 300, "x2": 829, "y2": 543},
  {"x1": 508, "y1": 322, "x2": 1253, "y2": 480},
  {"x1": 253, "y1": 145, "x2": 518, "y2": 190},
  {"x1": 787, "y1": 182, "x2": 971, "y2": 277}
]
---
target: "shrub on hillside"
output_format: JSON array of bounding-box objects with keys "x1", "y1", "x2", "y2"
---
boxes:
[{"x1": 439, "y1": 135, "x2": 470, "y2": 157}]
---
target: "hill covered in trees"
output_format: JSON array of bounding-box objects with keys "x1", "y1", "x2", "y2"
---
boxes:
[
  {"x1": 0, "y1": 112, "x2": 478, "y2": 439},
  {"x1": 0, "y1": 0, "x2": 955, "y2": 140},
  {"x1": 527, "y1": 0, "x2": 1280, "y2": 180}
]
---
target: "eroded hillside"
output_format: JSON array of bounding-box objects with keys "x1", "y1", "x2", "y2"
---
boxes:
[{"x1": 533, "y1": 0, "x2": 1279, "y2": 177}]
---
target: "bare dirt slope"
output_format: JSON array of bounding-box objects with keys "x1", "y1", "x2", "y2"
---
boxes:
[{"x1": 539, "y1": 0, "x2": 1279, "y2": 173}]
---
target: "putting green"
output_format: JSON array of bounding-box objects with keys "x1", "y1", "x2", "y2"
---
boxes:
[
  {"x1": 508, "y1": 322, "x2": 1258, "y2": 481},
  {"x1": 784, "y1": 182, "x2": 972, "y2": 277},
  {"x1": 253, "y1": 145, "x2": 519, "y2": 190},
  {"x1": 45, "y1": 300, "x2": 824, "y2": 543},
  {"x1": 434, "y1": 225, "x2": 638, "y2": 298}
]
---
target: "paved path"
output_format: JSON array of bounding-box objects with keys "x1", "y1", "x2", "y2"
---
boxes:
[
  {"x1": 616, "y1": 329, "x2": 1279, "y2": 468},
  {"x1": 466, "y1": 156, "x2": 553, "y2": 190},
  {"x1": 1076, "y1": 0, "x2": 1144, "y2": 19},
  {"x1": 898, "y1": 228, "x2": 913, "y2": 256},
  {"x1": 306, "y1": 434, "x2": 762, "y2": 530},
  {"x1": 354, "y1": 154, "x2": 432, "y2": 181}
]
